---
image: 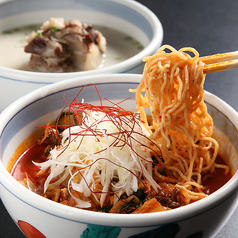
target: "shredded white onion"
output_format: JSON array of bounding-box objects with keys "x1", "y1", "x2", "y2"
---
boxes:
[{"x1": 35, "y1": 109, "x2": 160, "y2": 208}]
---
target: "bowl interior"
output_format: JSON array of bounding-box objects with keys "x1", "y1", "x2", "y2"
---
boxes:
[
  {"x1": 0, "y1": 0, "x2": 163, "y2": 81},
  {"x1": 0, "y1": 74, "x2": 238, "y2": 226},
  {"x1": 0, "y1": 0, "x2": 151, "y2": 43}
]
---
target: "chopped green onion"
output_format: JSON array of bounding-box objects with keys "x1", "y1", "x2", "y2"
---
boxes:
[
  {"x1": 125, "y1": 36, "x2": 133, "y2": 41},
  {"x1": 35, "y1": 32, "x2": 42, "y2": 37},
  {"x1": 2, "y1": 30, "x2": 12, "y2": 34},
  {"x1": 51, "y1": 26, "x2": 58, "y2": 33}
]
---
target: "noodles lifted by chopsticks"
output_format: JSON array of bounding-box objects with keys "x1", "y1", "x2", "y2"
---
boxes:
[{"x1": 133, "y1": 45, "x2": 229, "y2": 203}]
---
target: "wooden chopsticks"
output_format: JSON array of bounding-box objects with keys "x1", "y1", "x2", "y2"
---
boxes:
[{"x1": 200, "y1": 50, "x2": 238, "y2": 74}]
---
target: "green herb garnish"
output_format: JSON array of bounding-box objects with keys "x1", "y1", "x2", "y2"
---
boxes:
[
  {"x1": 35, "y1": 32, "x2": 42, "y2": 37},
  {"x1": 51, "y1": 26, "x2": 58, "y2": 33},
  {"x1": 125, "y1": 36, "x2": 133, "y2": 41},
  {"x1": 2, "y1": 30, "x2": 12, "y2": 34},
  {"x1": 131, "y1": 40, "x2": 140, "y2": 46},
  {"x1": 3, "y1": 27, "x2": 21, "y2": 34}
]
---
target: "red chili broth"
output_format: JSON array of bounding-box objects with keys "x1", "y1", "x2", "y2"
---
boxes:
[
  {"x1": 11, "y1": 143, "x2": 49, "y2": 194},
  {"x1": 11, "y1": 143, "x2": 233, "y2": 196},
  {"x1": 202, "y1": 156, "x2": 232, "y2": 194}
]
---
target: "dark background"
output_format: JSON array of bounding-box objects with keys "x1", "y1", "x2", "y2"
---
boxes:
[{"x1": 1, "y1": 0, "x2": 238, "y2": 237}]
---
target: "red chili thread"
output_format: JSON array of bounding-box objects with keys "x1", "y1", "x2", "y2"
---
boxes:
[{"x1": 39, "y1": 84, "x2": 164, "y2": 204}]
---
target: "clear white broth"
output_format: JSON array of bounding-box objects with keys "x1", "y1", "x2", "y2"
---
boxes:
[{"x1": 0, "y1": 24, "x2": 144, "y2": 71}]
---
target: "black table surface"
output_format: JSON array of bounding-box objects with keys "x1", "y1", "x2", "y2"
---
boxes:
[{"x1": 1, "y1": 0, "x2": 238, "y2": 237}]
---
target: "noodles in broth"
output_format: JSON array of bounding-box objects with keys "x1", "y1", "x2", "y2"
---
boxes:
[{"x1": 133, "y1": 45, "x2": 229, "y2": 203}]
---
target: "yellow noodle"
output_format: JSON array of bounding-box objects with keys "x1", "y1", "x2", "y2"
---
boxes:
[{"x1": 133, "y1": 45, "x2": 229, "y2": 203}]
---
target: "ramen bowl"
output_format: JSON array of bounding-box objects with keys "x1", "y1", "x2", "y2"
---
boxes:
[
  {"x1": 0, "y1": 0, "x2": 163, "y2": 112},
  {"x1": 0, "y1": 74, "x2": 238, "y2": 238}
]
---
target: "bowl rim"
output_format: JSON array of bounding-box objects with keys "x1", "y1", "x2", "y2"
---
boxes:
[
  {"x1": 0, "y1": 74, "x2": 238, "y2": 227},
  {"x1": 0, "y1": 0, "x2": 163, "y2": 83}
]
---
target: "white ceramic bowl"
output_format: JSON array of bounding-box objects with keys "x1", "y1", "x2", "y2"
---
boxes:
[
  {"x1": 0, "y1": 74, "x2": 238, "y2": 238},
  {"x1": 0, "y1": 0, "x2": 163, "y2": 112}
]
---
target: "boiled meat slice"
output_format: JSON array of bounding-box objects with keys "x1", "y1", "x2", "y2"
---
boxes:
[{"x1": 24, "y1": 18, "x2": 106, "y2": 72}]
